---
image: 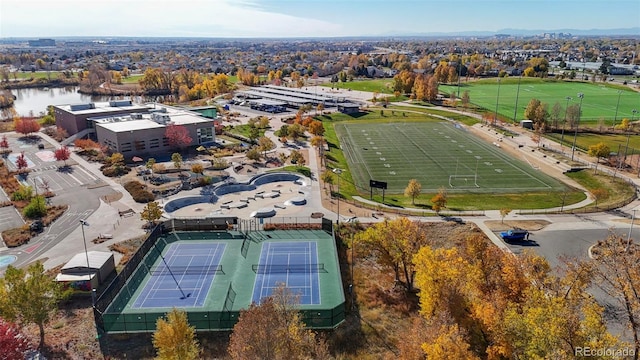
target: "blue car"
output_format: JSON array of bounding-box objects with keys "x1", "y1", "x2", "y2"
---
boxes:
[{"x1": 500, "y1": 229, "x2": 529, "y2": 242}]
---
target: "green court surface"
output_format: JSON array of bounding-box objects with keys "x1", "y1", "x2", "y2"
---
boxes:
[
  {"x1": 335, "y1": 121, "x2": 567, "y2": 194},
  {"x1": 98, "y1": 230, "x2": 345, "y2": 333},
  {"x1": 440, "y1": 80, "x2": 639, "y2": 124}
]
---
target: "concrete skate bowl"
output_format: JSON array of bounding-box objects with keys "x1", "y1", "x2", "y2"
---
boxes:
[{"x1": 163, "y1": 172, "x2": 309, "y2": 218}]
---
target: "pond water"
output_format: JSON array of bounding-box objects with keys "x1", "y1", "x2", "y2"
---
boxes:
[{"x1": 2, "y1": 87, "x2": 134, "y2": 119}]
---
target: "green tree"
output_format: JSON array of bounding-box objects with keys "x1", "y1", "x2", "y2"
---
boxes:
[
  {"x1": 588, "y1": 142, "x2": 610, "y2": 174},
  {"x1": 404, "y1": 179, "x2": 422, "y2": 205},
  {"x1": 248, "y1": 125, "x2": 260, "y2": 142},
  {"x1": 0, "y1": 262, "x2": 70, "y2": 350},
  {"x1": 171, "y1": 153, "x2": 182, "y2": 170},
  {"x1": 141, "y1": 201, "x2": 163, "y2": 227},
  {"x1": 321, "y1": 169, "x2": 334, "y2": 192},
  {"x1": 23, "y1": 195, "x2": 47, "y2": 219},
  {"x1": 152, "y1": 308, "x2": 201, "y2": 360}
]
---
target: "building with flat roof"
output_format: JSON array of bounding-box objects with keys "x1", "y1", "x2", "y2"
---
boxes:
[
  {"x1": 92, "y1": 105, "x2": 215, "y2": 156},
  {"x1": 54, "y1": 100, "x2": 150, "y2": 136}
]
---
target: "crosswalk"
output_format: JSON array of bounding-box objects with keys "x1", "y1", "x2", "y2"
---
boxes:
[{"x1": 31, "y1": 165, "x2": 58, "y2": 173}]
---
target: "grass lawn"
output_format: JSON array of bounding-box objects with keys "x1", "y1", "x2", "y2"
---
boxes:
[
  {"x1": 321, "y1": 79, "x2": 395, "y2": 94},
  {"x1": 440, "y1": 78, "x2": 638, "y2": 125},
  {"x1": 10, "y1": 71, "x2": 70, "y2": 80},
  {"x1": 321, "y1": 110, "x2": 583, "y2": 210},
  {"x1": 566, "y1": 169, "x2": 635, "y2": 210},
  {"x1": 547, "y1": 132, "x2": 640, "y2": 155},
  {"x1": 120, "y1": 74, "x2": 144, "y2": 84},
  {"x1": 224, "y1": 124, "x2": 266, "y2": 139}
]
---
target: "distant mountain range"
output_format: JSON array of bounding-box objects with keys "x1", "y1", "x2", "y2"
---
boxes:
[{"x1": 385, "y1": 27, "x2": 640, "y2": 37}]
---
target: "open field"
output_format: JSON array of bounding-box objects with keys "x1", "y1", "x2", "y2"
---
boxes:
[
  {"x1": 440, "y1": 78, "x2": 639, "y2": 124},
  {"x1": 335, "y1": 121, "x2": 567, "y2": 194},
  {"x1": 547, "y1": 132, "x2": 640, "y2": 155},
  {"x1": 320, "y1": 110, "x2": 586, "y2": 210},
  {"x1": 321, "y1": 78, "x2": 395, "y2": 94}
]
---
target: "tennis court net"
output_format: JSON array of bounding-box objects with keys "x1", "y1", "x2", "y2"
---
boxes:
[
  {"x1": 148, "y1": 264, "x2": 223, "y2": 276},
  {"x1": 252, "y1": 263, "x2": 325, "y2": 274}
]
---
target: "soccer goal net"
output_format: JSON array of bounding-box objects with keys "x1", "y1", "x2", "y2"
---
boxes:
[{"x1": 448, "y1": 174, "x2": 479, "y2": 188}]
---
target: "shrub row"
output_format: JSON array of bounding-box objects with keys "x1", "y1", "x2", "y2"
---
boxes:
[{"x1": 124, "y1": 181, "x2": 155, "y2": 203}]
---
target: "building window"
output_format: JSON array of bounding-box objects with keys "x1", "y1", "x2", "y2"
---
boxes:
[
  {"x1": 196, "y1": 127, "x2": 214, "y2": 144},
  {"x1": 162, "y1": 137, "x2": 169, "y2": 147},
  {"x1": 135, "y1": 140, "x2": 145, "y2": 151},
  {"x1": 149, "y1": 139, "x2": 160, "y2": 149},
  {"x1": 121, "y1": 142, "x2": 132, "y2": 152}
]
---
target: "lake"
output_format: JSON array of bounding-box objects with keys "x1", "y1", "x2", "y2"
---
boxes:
[{"x1": 4, "y1": 87, "x2": 130, "y2": 119}]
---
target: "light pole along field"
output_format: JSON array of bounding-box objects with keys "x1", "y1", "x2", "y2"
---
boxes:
[
  {"x1": 440, "y1": 78, "x2": 639, "y2": 125},
  {"x1": 319, "y1": 107, "x2": 587, "y2": 211}
]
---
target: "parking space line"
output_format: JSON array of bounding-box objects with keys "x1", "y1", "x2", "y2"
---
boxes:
[
  {"x1": 66, "y1": 172, "x2": 83, "y2": 186},
  {"x1": 76, "y1": 166, "x2": 97, "y2": 181}
]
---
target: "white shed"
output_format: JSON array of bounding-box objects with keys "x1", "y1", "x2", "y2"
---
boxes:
[{"x1": 56, "y1": 251, "x2": 116, "y2": 292}]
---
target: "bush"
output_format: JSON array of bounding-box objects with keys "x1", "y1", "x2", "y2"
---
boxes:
[
  {"x1": 11, "y1": 185, "x2": 33, "y2": 201},
  {"x1": 101, "y1": 165, "x2": 130, "y2": 177},
  {"x1": 23, "y1": 196, "x2": 46, "y2": 219},
  {"x1": 124, "y1": 181, "x2": 155, "y2": 203}
]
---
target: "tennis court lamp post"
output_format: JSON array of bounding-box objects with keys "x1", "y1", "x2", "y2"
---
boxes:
[
  {"x1": 332, "y1": 168, "x2": 343, "y2": 225},
  {"x1": 571, "y1": 93, "x2": 584, "y2": 162}
]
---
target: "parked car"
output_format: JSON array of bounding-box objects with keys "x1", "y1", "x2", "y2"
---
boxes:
[
  {"x1": 30, "y1": 220, "x2": 44, "y2": 233},
  {"x1": 500, "y1": 229, "x2": 529, "y2": 242}
]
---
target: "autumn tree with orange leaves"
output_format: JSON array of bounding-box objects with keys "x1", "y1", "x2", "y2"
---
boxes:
[{"x1": 410, "y1": 234, "x2": 618, "y2": 359}]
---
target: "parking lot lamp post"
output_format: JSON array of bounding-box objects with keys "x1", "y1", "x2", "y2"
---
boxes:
[
  {"x1": 332, "y1": 168, "x2": 342, "y2": 225},
  {"x1": 571, "y1": 93, "x2": 584, "y2": 162},
  {"x1": 560, "y1": 96, "x2": 571, "y2": 150},
  {"x1": 80, "y1": 219, "x2": 90, "y2": 270}
]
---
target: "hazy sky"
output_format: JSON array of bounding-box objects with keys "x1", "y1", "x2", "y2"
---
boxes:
[{"x1": 1, "y1": 0, "x2": 638, "y2": 38}]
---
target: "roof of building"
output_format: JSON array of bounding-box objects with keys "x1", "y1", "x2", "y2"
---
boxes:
[
  {"x1": 61, "y1": 251, "x2": 114, "y2": 272},
  {"x1": 55, "y1": 100, "x2": 149, "y2": 115},
  {"x1": 93, "y1": 104, "x2": 212, "y2": 133}
]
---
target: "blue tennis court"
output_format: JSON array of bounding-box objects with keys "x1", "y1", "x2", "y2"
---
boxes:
[
  {"x1": 251, "y1": 241, "x2": 321, "y2": 305},
  {"x1": 132, "y1": 243, "x2": 226, "y2": 308}
]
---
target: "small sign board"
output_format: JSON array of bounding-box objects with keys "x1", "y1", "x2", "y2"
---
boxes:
[{"x1": 369, "y1": 180, "x2": 388, "y2": 190}]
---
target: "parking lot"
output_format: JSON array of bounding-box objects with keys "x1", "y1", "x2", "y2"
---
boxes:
[
  {"x1": 0, "y1": 206, "x2": 24, "y2": 233},
  {"x1": 26, "y1": 166, "x2": 99, "y2": 192}
]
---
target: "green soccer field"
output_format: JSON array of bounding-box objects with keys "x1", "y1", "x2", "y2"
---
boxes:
[
  {"x1": 440, "y1": 79, "x2": 639, "y2": 124},
  {"x1": 335, "y1": 121, "x2": 567, "y2": 194}
]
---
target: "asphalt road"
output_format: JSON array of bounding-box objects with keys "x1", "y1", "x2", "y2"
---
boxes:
[{"x1": 503, "y1": 216, "x2": 633, "y2": 340}]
